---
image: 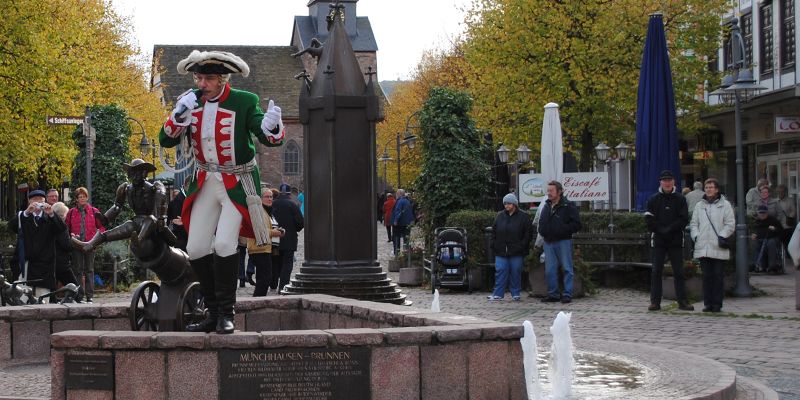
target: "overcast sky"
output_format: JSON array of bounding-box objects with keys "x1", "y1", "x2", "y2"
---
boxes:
[{"x1": 112, "y1": 0, "x2": 473, "y2": 81}]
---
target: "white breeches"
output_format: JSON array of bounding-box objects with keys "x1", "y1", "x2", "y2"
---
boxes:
[{"x1": 186, "y1": 176, "x2": 242, "y2": 259}]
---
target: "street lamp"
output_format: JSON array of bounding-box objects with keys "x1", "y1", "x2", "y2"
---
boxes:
[
  {"x1": 131, "y1": 117, "x2": 158, "y2": 180},
  {"x1": 496, "y1": 143, "x2": 532, "y2": 193},
  {"x1": 595, "y1": 142, "x2": 629, "y2": 233},
  {"x1": 596, "y1": 141, "x2": 629, "y2": 267},
  {"x1": 712, "y1": 17, "x2": 766, "y2": 298},
  {"x1": 378, "y1": 148, "x2": 393, "y2": 194}
]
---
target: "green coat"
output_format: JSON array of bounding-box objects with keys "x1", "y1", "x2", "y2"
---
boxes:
[{"x1": 159, "y1": 84, "x2": 283, "y2": 238}]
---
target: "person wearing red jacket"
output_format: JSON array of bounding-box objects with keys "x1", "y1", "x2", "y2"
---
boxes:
[
  {"x1": 66, "y1": 187, "x2": 105, "y2": 303},
  {"x1": 382, "y1": 193, "x2": 395, "y2": 242}
]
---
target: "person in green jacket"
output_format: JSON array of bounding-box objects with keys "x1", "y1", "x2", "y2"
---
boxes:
[{"x1": 159, "y1": 50, "x2": 284, "y2": 334}]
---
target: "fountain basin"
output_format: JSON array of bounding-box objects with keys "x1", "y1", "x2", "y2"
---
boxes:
[{"x1": 0, "y1": 295, "x2": 736, "y2": 400}]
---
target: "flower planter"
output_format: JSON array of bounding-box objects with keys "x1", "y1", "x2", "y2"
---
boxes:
[
  {"x1": 527, "y1": 266, "x2": 584, "y2": 298},
  {"x1": 387, "y1": 259, "x2": 403, "y2": 272},
  {"x1": 662, "y1": 276, "x2": 702, "y2": 301},
  {"x1": 399, "y1": 267, "x2": 423, "y2": 286}
]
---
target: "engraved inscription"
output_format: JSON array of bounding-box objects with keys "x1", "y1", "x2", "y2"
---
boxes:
[
  {"x1": 64, "y1": 354, "x2": 114, "y2": 391},
  {"x1": 220, "y1": 348, "x2": 370, "y2": 400}
]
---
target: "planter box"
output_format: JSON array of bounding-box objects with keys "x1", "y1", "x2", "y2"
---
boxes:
[
  {"x1": 662, "y1": 276, "x2": 702, "y2": 301},
  {"x1": 399, "y1": 267, "x2": 423, "y2": 286},
  {"x1": 387, "y1": 259, "x2": 403, "y2": 272},
  {"x1": 662, "y1": 276, "x2": 735, "y2": 301},
  {"x1": 527, "y1": 267, "x2": 584, "y2": 298}
]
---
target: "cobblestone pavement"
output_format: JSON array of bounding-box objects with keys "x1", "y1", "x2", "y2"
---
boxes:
[{"x1": 2, "y1": 223, "x2": 799, "y2": 399}]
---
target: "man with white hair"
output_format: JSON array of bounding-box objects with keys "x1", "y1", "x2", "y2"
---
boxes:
[
  {"x1": 159, "y1": 50, "x2": 284, "y2": 334},
  {"x1": 684, "y1": 181, "x2": 705, "y2": 214}
]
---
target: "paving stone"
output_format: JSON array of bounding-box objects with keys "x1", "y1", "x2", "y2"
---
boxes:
[
  {"x1": 92, "y1": 318, "x2": 130, "y2": 331},
  {"x1": 52, "y1": 319, "x2": 93, "y2": 334},
  {"x1": 167, "y1": 350, "x2": 217, "y2": 400},
  {"x1": 12, "y1": 320, "x2": 51, "y2": 359},
  {"x1": 115, "y1": 351, "x2": 165, "y2": 399},
  {"x1": 154, "y1": 332, "x2": 207, "y2": 349},
  {"x1": 261, "y1": 330, "x2": 331, "y2": 348},
  {"x1": 371, "y1": 346, "x2": 420, "y2": 400},
  {"x1": 327, "y1": 328, "x2": 384, "y2": 346},
  {"x1": 99, "y1": 331, "x2": 156, "y2": 349},
  {"x1": 421, "y1": 344, "x2": 467, "y2": 400}
]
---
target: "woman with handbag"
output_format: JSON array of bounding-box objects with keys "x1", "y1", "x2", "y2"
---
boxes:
[{"x1": 689, "y1": 178, "x2": 735, "y2": 313}]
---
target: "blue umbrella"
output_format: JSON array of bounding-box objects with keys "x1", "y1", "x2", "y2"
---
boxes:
[{"x1": 634, "y1": 13, "x2": 680, "y2": 210}]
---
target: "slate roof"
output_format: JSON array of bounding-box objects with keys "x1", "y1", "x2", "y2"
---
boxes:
[
  {"x1": 293, "y1": 16, "x2": 378, "y2": 52},
  {"x1": 153, "y1": 45, "x2": 305, "y2": 118}
]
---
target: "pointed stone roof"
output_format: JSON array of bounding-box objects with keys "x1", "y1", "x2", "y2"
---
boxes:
[{"x1": 310, "y1": 9, "x2": 367, "y2": 97}]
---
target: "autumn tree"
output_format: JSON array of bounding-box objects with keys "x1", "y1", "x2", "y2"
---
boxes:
[
  {"x1": 461, "y1": 0, "x2": 727, "y2": 170},
  {"x1": 0, "y1": 0, "x2": 166, "y2": 194},
  {"x1": 377, "y1": 44, "x2": 474, "y2": 191}
]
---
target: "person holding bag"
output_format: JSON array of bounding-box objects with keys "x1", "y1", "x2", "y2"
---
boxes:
[{"x1": 689, "y1": 178, "x2": 735, "y2": 313}]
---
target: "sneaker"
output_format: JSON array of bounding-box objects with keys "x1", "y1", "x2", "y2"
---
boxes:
[
  {"x1": 487, "y1": 295, "x2": 503, "y2": 301},
  {"x1": 560, "y1": 297, "x2": 572, "y2": 304},
  {"x1": 85, "y1": 298, "x2": 93, "y2": 304},
  {"x1": 541, "y1": 297, "x2": 560, "y2": 303},
  {"x1": 512, "y1": 296, "x2": 521, "y2": 301},
  {"x1": 648, "y1": 303, "x2": 660, "y2": 311},
  {"x1": 677, "y1": 302, "x2": 695, "y2": 311}
]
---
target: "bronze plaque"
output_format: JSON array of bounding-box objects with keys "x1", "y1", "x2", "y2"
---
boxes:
[
  {"x1": 219, "y1": 348, "x2": 370, "y2": 400},
  {"x1": 64, "y1": 354, "x2": 114, "y2": 391}
]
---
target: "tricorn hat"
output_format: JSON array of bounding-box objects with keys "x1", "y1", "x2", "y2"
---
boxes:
[
  {"x1": 123, "y1": 158, "x2": 156, "y2": 173},
  {"x1": 177, "y1": 50, "x2": 250, "y2": 77}
]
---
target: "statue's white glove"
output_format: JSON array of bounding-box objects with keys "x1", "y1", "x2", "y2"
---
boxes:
[
  {"x1": 261, "y1": 100, "x2": 282, "y2": 133},
  {"x1": 171, "y1": 90, "x2": 198, "y2": 126}
]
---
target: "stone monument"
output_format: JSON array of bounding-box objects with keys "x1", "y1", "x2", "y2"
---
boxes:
[{"x1": 281, "y1": 2, "x2": 406, "y2": 304}]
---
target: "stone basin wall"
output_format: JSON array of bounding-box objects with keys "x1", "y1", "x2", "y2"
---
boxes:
[{"x1": 1, "y1": 294, "x2": 525, "y2": 400}]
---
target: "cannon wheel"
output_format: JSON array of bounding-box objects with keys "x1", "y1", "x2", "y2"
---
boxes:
[
  {"x1": 176, "y1": 282, "x2": 205, "y2": 331},
  {"x1": 130, "y1": 281, "x2": 160, "y2": 331}
]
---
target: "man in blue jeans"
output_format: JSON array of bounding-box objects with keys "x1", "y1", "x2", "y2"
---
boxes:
[
  {"x1": 488, "y1": 193, "x2": 533, "y2": 301},
  {"x1": 537, "y1": 180, "x2": 581, "y2": 303}
]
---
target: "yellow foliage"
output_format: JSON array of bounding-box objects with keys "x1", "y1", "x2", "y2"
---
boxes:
[{"x1": 0, "y1": 0, "x2": 167, "y2": 184}]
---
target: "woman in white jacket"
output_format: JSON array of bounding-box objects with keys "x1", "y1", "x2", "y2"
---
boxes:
[{"x1": 689, "y1": 178, "x2": 735, "y2": 312}]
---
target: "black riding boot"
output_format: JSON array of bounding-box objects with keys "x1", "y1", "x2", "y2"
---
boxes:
[
  {"x1": 185, "y1": 255, "x2": 217, "y2": 332},
  {"x1": 214, "y1": 253, "x2": 239, "y2": 334}
]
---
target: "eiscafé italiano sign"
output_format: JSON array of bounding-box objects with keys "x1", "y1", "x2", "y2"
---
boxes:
[
  {"x1": 519, "y1": 172, "x2": 608, "y2": 203},
  {"x1": 775, "y1": 116, "x2": 800, "y2": 133}
]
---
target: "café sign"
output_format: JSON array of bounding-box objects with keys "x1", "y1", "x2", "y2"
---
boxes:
[
  {"x1": 519, "y1": 172, "x2": 608, "y2": 203},
  {"x1": 775, "y1": 116, "x2": 800, "y2": 133}
]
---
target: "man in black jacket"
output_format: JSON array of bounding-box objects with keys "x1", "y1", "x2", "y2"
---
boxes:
[
  {"x1": 538, "y1": 181, "x2": 581, "y2": 303},
  {"x1": 9, "y1": 190, "x2": 66, "y2": 297},
  {"x1": 272, "y1": 183, "x2": 304, "y2": 291},
  {"x1": 488, "y1": 193, "x2": 533, "y2": 301},
  {"x1": 645, "y1": 170, "x2": 693, "y2": 311}
]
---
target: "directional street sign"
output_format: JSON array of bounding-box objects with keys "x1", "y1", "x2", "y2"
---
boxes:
[{"x1": 46, "y1": 116, "x2": 84, "y2": 125}]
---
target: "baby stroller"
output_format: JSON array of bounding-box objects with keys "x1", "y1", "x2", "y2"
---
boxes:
[{"x1": 430, "y1": 227, "x2": 472, "y2": 294}]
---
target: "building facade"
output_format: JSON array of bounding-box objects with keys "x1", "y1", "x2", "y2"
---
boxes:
[{"x1": 701, "y1": 0, "x2": 800, "y2": 211}]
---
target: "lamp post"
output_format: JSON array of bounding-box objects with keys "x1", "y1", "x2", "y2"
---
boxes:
[
  {"x1": 711, "y1": 18, "x2": 766, "y2": 298},
  {"x1": 595, "y1": 142, "x2": 629, "y2": 233},
  {"x1": 378, "y1": 148, "x2": 393, "y2": 194},
  {"x1": 596, "y1": 142, "x2": 629, "y2": 266},
  {"x1": 496, "y1": 143, "x2": 532, "y2": 194},
  {"x1": 134, "y1": 118, "x2": 158, "y2": 180}
]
